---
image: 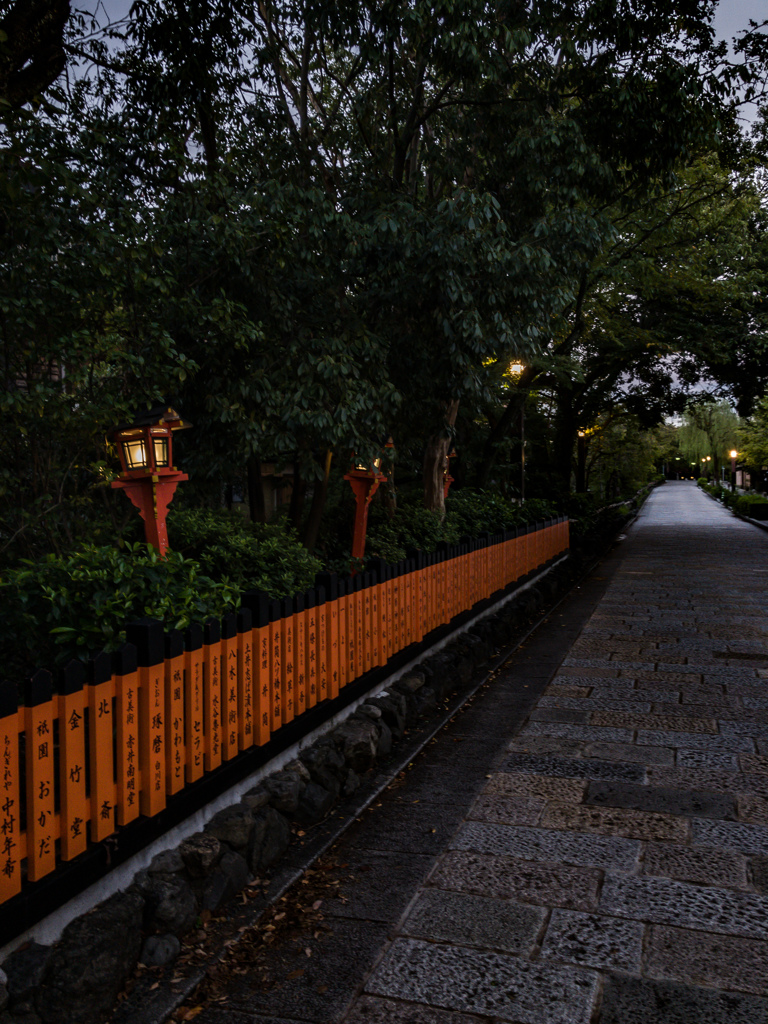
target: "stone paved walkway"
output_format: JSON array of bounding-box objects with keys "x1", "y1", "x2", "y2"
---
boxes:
[{"x1": 195, "y1": 482, "x2": 768, "y2": 1024}]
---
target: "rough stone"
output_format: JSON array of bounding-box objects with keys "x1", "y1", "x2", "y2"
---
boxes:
[
  {"x1": 538, "y1": 695, "x2": 652, "y2": 713},
  {"x1": 292, "y1": 781, "x2": 336, "y2": 825},
  {"x1": 599, "y1": 873, "x2": 768, "y2": 938},
  {"x1": 2, "y1": 945, "x2": 51, "y2": 1004},
  {"x1": 540, "y1": 802, "x2": 689, "y2": 842},
  {"x1": 342, "y1": 770, "x2": 361, "y2": 798},
  {"x1": 521, "y1": 722, "x2": 636, "y2": 743},
  {"x1": 344, "y1": 995, "x2": 487, "y2": 1024},
  {"x1": 590, "y1": 711, "x2": 717, "y2": 733},
  {"x1": 0, "y1": 1010, "x2": 41, "y2": 1024},
  {"x1": 585, "y1": 780, "x2": 736, "y2": 820},
  {"x1": 0, "y1": 986, "x2": 6, "y2": 1014},
  {"x1": 468, "y1": 793, "x2": 543, "y2": 826},
  {"x1": 178, "y1": 833, "x2": 222, "y2": 878},
  {"x1": 248, "y1": 806, "x2": 291, "y2": 872},
  {"x1": 263, "y1": 771, "x2": 305, "y2": 816},
  {"x1": 368, "y1": 694, "x2": 406, "y2": 738},
  {"x1": 643, "y1": 842, "x2": 748, "y2": 888},
  {"x1": 204, "y1": 803, "x2": 255, "y2": 853},
  {"x1": 451, "y1": 820, "x2": 642, "y2": 871},
  {"x1": 364, "y1": 936, "x2": 599, "y2": 1022},
  {"x1": 585, "y1": 742, "x2": 674, "y2": 766},
  {"x1": 414, "y1": 686, "x2": 438, "y2": 714},
  {"x1": 748, "y1": 854, "x2": 768, "y2": 893},
  {"x1": 37, "y1": 891, "x2": 143, "y2": 1024},
  {"x1": 358, "y1": 703, "x2": 382, "y2": 720},
  {"x1": 375, "y1": 719, "x2": 393, "y2": 757},
  {"x1": 430, "y1": 850, "x2": 602, "y2": 911},
  {"x1": 397, "y1": 674, "x2": 425, "y2": 693},
  {"x1": 645, "y1": 924, "x2": 768, "y2": 996},
  {"x1": 600, "y1": 973, "x2": 768, "y2": 1024},
  {"x1": 401, "y1": 889, "x2": 546, "y2": 955},
  {"x1": 676, "y1": 750, "x2": 740, "y2": 770},
  {"x1": 529, "y1": 707, "x2": 590, "y2": 725},
  {"x1": 638, "y1": 730, "x2": 755, "y2": 752},
  {"x1": 241, "y1": 784, "x2": 270, "y2": 811},
  {"x1": 691, "y1": 818, "x2": 768, "y2": 855},
  {"x1": 500, "y1": 753, "x2": 646, "y2": 783},
  {"x1": 539, "y1": 909, "x2": 644, "y2": 971},
  {"x1": 484, "y1": 772, "x2": 587, "y2": 803},
  {"x1": 202, "y1": 850, "x2": 249, "y2": 912},
  {"x1": 333, "y1": 718, "x2": 379, "y2": 773},
  {"x1": 135, "y1": 871, "x2": 197, "y2": 937},
  {"x1": 147, "y1": 848, "x2": 184, "y2": 875},
  {"x1": 139, "y1": 934, "x2": 181, "y2": 968},
  {"x1": 301, "y1": 741, "x2": 347, "y2": 796},
  {"x1": 738, "y1": 795, "x2": 768, "y2": 824}
]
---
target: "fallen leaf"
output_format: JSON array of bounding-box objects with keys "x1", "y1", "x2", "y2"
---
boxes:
[{"x1": 286, "y1": 969, "x2": 305, "y2": 979}]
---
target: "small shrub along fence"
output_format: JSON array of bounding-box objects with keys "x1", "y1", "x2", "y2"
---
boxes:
[
  {"x1": 0, "y1": 518, "x2": 568, "y2": 918},
  {"x1": 698, "y1": 480, "x2": 768, "y2": 520}
]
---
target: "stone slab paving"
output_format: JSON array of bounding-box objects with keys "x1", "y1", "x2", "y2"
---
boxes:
[
  {"x1": 194, "y1": 483, "x2": 768, "y2": 1023},
  {"x1": 357, "y1": 483, "x2": 768, "y2": 1023}
]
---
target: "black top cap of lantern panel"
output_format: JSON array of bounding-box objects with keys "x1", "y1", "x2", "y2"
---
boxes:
[
  {"x1": 315, "y1": 571, "x2": 338, "y2": 601},
  {"x1": 203, "y1": 617, "x2": 221, "y2": 646},
  {"x1": 0, "y1": 680, "x2": 17, "y2": 719},
  {"x1": 59, "y1": 659, "x2": 85, "y2": 695},
  {"x1": 113, "y1": 642, "x2": 138, "y2": 676},
  {"x1": 87, "y1": 651, "x2": 111, "y2": 687},
  {"x1": 315, "y1": 585, "x2": 326, "y2": 607},
  {"x1": 241, "y1": 590, "x2": 270, "y2": 628},
  {"x1": 268, "y1": 599, "x2": 282, "y2": 623},
  {"x1": 126, "y1": 619, "x2": 165, "y2": 667},
  {"x1": 221, "y1": 613, "x2": 237, "y2": 640},
  {"x1": 165, "y1": 629, "x2": 184, "y2": 659},
  {"x1": 280, "y1": 596, "x2": 293, "y2": 618},
  {"x1": 293, "y1": 592, "x2": 305, "y2": 614},
  {"x1": 237, "y1": 606, "x2": 252, "y2": 632},
  {"x1": 185, "y1": 622, "x2": 203, "y2": 652},
  {"x1": 304, "y1": 589, "x2": 316, "y2": 611},
  {"x1": 25, "y1": 668, "x2": 52, "y2": 708}
]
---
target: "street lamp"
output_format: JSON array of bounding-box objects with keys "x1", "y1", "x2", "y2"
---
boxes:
[
  {"x1": 508, "y1": 361, "x2": 526, "y2": 501},
  {"x1": 344, "y1": 439, "x2": 392, "y2": 565},
  {"x1": 730, "y1": 450, "x2": 739, "y2": 493},
  {"x1": 108, "y1": 404, "x2": 191, "y2": 557}
]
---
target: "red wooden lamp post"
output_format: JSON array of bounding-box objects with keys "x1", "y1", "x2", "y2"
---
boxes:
[
  {"x1": 344, "y1": 442, "x2": 391, "y2": 563},
  {"x1": 443, "y1": 446, "x2": 456, "y2": 498},
  {"x1": 108, "y1": 404, "x2": 191, "y2": 557}
]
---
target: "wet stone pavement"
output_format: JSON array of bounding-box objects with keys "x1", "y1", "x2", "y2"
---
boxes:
[{"x1": 191, "y1": 482, "x2": 768, "y2": 1024}]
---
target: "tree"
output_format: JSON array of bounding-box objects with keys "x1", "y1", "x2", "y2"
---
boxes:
[{"x1": 678, "y1": 399, "x2": 740, "y2": 481}]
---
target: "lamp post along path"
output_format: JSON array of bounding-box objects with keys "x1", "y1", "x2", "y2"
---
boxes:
[{"x1": 108, "y1": 405, "x2": 191, "y2": 557}]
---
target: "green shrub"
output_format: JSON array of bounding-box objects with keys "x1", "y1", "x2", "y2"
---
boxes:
[
  {"x1": 445, "y1": 489, "x2": 555, "y2": 535},
  {"x1": 168, "y1": 508, "x2": 322, "y2": 597},
  {"x1": 697, "y1": 477, "x2": 708, "y2": 488},
  {"x1": 734, "y1": 494, "x2": 768, "y2": 517},
  {"x1": 366, "y1": 504, "x2": 459, "y2": 564},
  {"x1": 1, "y1": 543, "x2": 239, "y2": 674}
]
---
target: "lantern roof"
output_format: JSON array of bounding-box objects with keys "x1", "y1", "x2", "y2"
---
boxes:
[{"x1": 107, "y1": 404, "x2": 191, "y2": 439}]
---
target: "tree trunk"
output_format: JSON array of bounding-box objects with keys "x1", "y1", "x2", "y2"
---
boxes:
[
  {"x1": 552, "y1": 391, "x2": 578, "y2": 494},
  {"x1": 303, "y1": 450, "x2": 332, "y2": 551},
  {"x1": 246, "y1": 454, "x2": 266, "y2": 524},
  {"x1": 423, "y1": 399, "x2": 459, "y2": 512},
  {"x1": 288, "y1": 460, "x2": 307, "y2": 531}
]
